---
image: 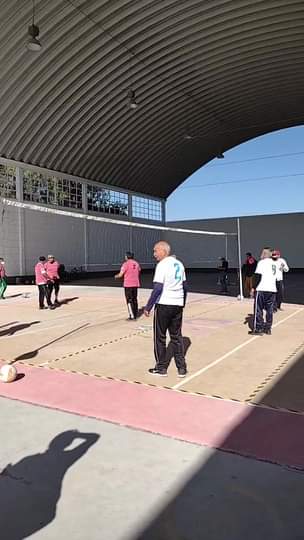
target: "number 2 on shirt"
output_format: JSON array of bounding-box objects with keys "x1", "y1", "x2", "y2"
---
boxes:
[{"x1": 174, "y1": 262, "x2": 182, "y2": 282}]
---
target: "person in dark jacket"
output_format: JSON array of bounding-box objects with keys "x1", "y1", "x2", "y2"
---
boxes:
[
  {"x1": 218, "y1": 257, "x2": 228, "y2": 293},
  {"x1": 242, "y1": 252, "x2": 257, "y2": 297}
]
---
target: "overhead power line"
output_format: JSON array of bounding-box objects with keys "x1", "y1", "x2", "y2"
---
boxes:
[
  {"x1": 207, "y1": 151, "x2": 304, "y2": 167},
  {"x1": 180, "y1": 172, "x2": 304, "y2": 190}
]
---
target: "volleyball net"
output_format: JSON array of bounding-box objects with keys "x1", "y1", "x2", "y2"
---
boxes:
[{"x1": 0, "y1": 197, "x2": 243, "y2": 297}]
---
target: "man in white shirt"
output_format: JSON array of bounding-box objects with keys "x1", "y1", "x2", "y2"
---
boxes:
[
  {"x1": 271, "y1": 249, "x2": 289, "y2": 311},
  {"x1": 144, "y1": 241, "x2": 188, "y2": 377},
  {"x1": 249, "y1": 248, "x2": 278, "y2": 336}
]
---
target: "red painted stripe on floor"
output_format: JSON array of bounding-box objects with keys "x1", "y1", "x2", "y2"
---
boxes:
[{"x1": 1, "y1": 364, "x2": 304, "y2": 469}]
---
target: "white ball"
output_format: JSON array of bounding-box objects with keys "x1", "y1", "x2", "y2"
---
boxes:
[{"x1": 0, "y1": 364, "x2": 17, "y2": 383}]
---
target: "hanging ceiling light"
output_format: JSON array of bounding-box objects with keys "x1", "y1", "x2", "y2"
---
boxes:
[
  {"x1": 26, "y1": 0, "x2": 42, "y2": 52},
  {"x1": 127, "y1": 89, "x2": 138, "y2": 109}
]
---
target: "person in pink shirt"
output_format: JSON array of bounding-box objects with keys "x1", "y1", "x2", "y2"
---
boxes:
[
  {"x1": 0, "y1": 258, "x2": 7, "y2": 299},
  {"x1": 115, "y1": 252, "x2": 141, "y2": 320},
  {"x1": 35, "y1": 256, "x2": 54, "y2": 309},
  {"x1": 45, "y1": 254, "x2": 61, "y2": 305}
]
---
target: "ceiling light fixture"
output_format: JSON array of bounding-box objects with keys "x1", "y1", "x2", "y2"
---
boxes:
[
  {"x1": 26, "y1": 0, "x2": 42, "y2": 52},
  {"x1": 128, "y1": 89, "x2": 138, "y2": 110}
]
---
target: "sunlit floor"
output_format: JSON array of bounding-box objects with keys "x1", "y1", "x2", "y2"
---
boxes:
[{"x1": 1, "y1": 280, "x2": 304, "y2": 413}]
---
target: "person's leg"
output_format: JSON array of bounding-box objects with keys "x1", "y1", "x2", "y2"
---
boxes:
[
  {"x1": 252, "y1": 291, "x2": 264, "y2": 332},
  {"x1": 264, "y1": 292, "x2": 276, "y2": 333},
  {"x1": 220, "y1": 273, "x2": 226, "y2": 292},
  {"x1": 168, "y1": 306, "x2": 187, "y2": 374},
  {"x1": 124, "y1": 288, "x2": 134, "y2": 319},
  {"x1": 244, "y1": 276, "x2": 249, "y2": 297},
  {"x1": 38, "y1": 285, "x2": 45, "y2": 308},
  {"x1": 0, "y1": 278, "x2": 6, "y2": 299},
  {"x1": 151, "y1": 304, "x2": 170, "y2": 373},
  {"x1": 276, "y1": 281, "x2": 283, "y2": 309},
  {"x1": 44, "y1": 284, "x2": 52, "y2": 307},
  {"x1": 131, "y1": 287, "x2": 138, "y2": 319},
  {"x1": 54, "y1": 280, "x2": 60, "y2": 303},
  {"x1": 48, "y1": 281, "x2": 54, "y2": 303}
]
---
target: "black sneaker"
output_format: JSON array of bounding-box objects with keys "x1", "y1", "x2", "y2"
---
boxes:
[
  {"x1": 264, "y1": 329, "x2": 272, "y2": 335},
  {"x1": 248, "y1": 330, "x2": 264, "y2": 336},
  {"x1": 178, "y1": 369, "x2": 187, "y2": 378},
  {"x1": 49, "y1": 305, "x2": 56, "y2": 310},
  {"x1": 148, "y1": 368, "x2": 167, "y2": 377}
]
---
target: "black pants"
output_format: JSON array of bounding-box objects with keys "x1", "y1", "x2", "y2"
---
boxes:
[
  {"x1": 124, "y1": 287, "x2": 138, "y2": 319},
  {"x1": 275, "y1": 280, "x2": 284, "y2": 309},
  {"x1": 38, "y1": 284, "x2": 52, "y2": 308},
  {"x1": 219, "y1": 272, "x2": 228, "y2": 292},
  {"x1": 153, "y1": 304, "x2": 186, "y2": 371},
  {"x1": 48, "y1": 279, "x2": 60, "y2": 301},
  {"x1": 253, "y1": 291, "x2": 276, "y2": 331}
]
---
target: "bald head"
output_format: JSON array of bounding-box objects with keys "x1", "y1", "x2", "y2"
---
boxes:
[
  {"x1": 260, "y1": 248, "x2": 272, "y2": 259},
  {"x1": 153, "y1": 241, "x2": 171, "y2": 261}
]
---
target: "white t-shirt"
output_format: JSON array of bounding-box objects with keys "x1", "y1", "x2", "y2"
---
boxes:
[
  {"x1": 275, "y1": 257, "x2": 289, "y2": 282},
  {"x1": 153, "y1": 256, "x2": 186, "y2": 306},
  {"x1": 255, "y1": 258, "x2": 279, "y2": 292}
]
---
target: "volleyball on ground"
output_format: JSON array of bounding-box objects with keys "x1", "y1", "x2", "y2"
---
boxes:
[{"x1": 0, "y1": 364, "x2": 17, "y2": 383}]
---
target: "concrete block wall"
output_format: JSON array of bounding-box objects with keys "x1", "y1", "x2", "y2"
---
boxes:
[{"x1": 168, "y1": 213, "x2": 304, "y2": 268}]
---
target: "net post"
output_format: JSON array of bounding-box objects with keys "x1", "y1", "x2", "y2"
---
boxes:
[{"x1": 237, "y1": 218, "x2": 244, "y2": 300}]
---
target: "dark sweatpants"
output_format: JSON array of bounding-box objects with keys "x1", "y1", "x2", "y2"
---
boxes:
[
  {"x1": 124, "y1": 287, "x2": 138, "y2": 319},
  {"x1": 253, "y1": 291, "x2": 276, "y2": 331},
  {"x1": 48, "y1": 279, "x2": 60, "y2": 302},
  {"x1": 275, "y1": 280, "x2": 284, "y2": 309},
  {"x1": 153, "y1": 304, "x2": 187, "y2": 372},
  {"x1": 38, "y1": 284, "x2": 52, "y2": 308}
]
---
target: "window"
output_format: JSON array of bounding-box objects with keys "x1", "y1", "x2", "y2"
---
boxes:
[
  {"x1": 0, "y1": 164, "x2": 16, "y2": 199},
  {"x1": 87, "y1": 185, "x2": 128, "y2": 216},
  {"x1": 23, "y1": 170, "x2": 82, "y2": 209},
  {"x1": 132, "y1": 196, "x2": 162, "y2": 221}
]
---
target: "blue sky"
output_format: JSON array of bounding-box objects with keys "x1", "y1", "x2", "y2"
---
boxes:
[{"x1": 166, "y1": 126, "x2": 304, "y2": 221}]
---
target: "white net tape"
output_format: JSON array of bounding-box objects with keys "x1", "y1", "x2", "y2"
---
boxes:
[{"x1": 1, "y1": 197, "x2": 236, "y2": 237}]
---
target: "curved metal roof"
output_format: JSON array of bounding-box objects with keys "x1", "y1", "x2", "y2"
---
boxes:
[{"x1": 0, "y1": 0, "x2": 304, "y2": 198}]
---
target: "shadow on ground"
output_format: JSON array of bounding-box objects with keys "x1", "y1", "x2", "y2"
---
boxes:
[
  {"x1": 14, "y1": 324, "x2": 89, "y2": 361},
  {"x1": 130, "y1": 344, "x2": 304, "y2": 540},
  {"x1": 0, "y1": 430, "x2": 99, "y2": 539},
  {"x1": 0, "y1": 321, "x2": 40, "y2": 337}
]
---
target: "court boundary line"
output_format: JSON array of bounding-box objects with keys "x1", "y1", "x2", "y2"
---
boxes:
[
  {"x1": 15, "y1": 359, "x2": 304, "y2": 418},
  {"x1": 246, "y1": 340, "x2": 304, "y2": 401},
  {"x1": 172, "y1": 308, "x2": 304, "y2": 390}
]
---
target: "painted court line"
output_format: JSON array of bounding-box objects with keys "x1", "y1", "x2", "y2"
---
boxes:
[{"x1": 173, "y1": 307, "x2": 304, "y2": 390}]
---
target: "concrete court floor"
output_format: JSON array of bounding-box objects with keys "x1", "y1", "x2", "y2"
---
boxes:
[
  {"x1": 2, "y1": 396, "x2": 304, "y2": 540},
  {"x1": 1, "y1": 282, "x2": 304, "y2": 413}
]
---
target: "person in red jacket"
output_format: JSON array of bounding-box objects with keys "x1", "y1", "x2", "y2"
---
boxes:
[
  {"x1": 45, "y1": 254, "x2": 61, "y2": 305},
  {"x1": 34, "y1": 256, "x2": 54, "y2": 310},
  {"x1": 115, "y1": 252, "x2": 141, "y2": 320}
]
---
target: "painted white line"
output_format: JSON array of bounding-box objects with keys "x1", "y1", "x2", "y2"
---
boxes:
[{"x1": 173, "y1": 307, "x2": 304, "y2": 390}]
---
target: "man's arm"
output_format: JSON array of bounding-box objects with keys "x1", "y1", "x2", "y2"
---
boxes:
[
  {"x1": 280, "y1": 259, "x2": 289, "y2": 273},
  {"x1": 115, "y1": 264, "x2": 125, "y2": 279},
  {"x1": 144, "y1": 283, "x2": 163, "y2": 315},
  {"x1": 250, "y1": 272, "x2": 262, "y2": 296},
  {"x1": 183, "y1": 280, "x2": 188, "y2": 307}
]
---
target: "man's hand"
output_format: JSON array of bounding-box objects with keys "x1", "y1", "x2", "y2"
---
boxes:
[
  {"x1": 144, "y1": 309, "x2": 150, "y2": 317},
  {"x1": 250, "y1": 288, "x2": 255, "y2": 298}
]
